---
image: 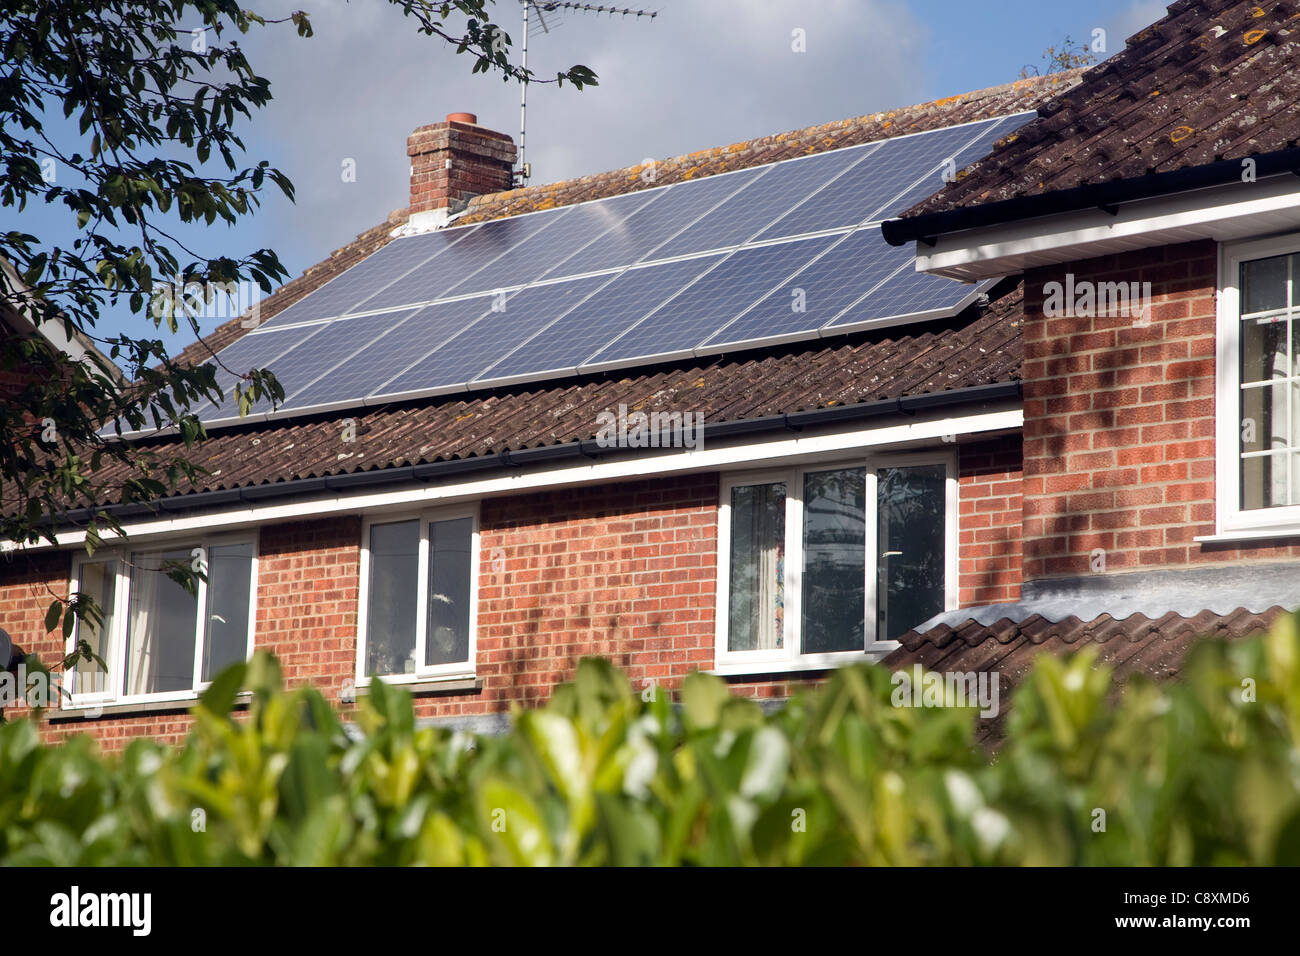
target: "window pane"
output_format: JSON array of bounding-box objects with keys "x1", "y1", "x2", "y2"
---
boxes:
[
  {"x1": 366, "y1": 520, "x2": 419, "y2": 676},
  {"x1": 801, "y1": 468, "x2": 865, "y2": 654},
  {"x1": 1240, "y1": 384, "x2": 1287, "y2": 455},
  {"x1": 1242, "y1": 453, "x2": 1289, "y2": 510},
  {"x1": 202, "y1": 543, "x2": 253, "y2": 681},
  {"x1": 426, "y1": 517, "x2": 473, "y2": 667},
  {"x1": 727, "y1": 482, "x2": 786, "y2": 652},
  {"x1": 1240, "y1": 315, "x2": 1289, "y2": 383},
  {"x1": 125, "y1": 549, "x2": 198, "y2": 696},
  {"x1": 876, "y1": 464, "x2": 946, "y2": 642},
  {"x1": 1240, "y1": 254, "x2": 1289, "y2": 315},
  {"x1": 74, "y1": 560, "x2": 116, "y2": 696}
]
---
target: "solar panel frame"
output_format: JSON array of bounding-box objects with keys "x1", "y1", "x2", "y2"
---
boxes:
[{"x1": 174, "y1": 110, "x2": 1037, "y2": 434}]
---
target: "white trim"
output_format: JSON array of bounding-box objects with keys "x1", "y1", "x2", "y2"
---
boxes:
[
  {"x1": 29, "y1": 406, "x2": 1021, "y2": 552},
  {"x1": 913, "y1": 174, "x2": 1300, "y2": 281},
  {"x1": 1215, "y1": 233, "x2": 1300, "y2": 535},
  {"x1": 713, "y1": 449, "x2": 957, "y2": 676},
  {"x1": 64, "y1": 531, "x2": 259, "y2": 710},
  {"x1": 355, "y1": 503, "x2": 479, "y2": 685}
]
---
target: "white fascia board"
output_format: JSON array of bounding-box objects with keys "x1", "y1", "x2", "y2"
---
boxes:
[
  {"x1": 23, "y1": 403, "x2": 1022, "y2": 551},
  {"x1": 914, "y1": 174, "x2": 1300, "y2": 280}
]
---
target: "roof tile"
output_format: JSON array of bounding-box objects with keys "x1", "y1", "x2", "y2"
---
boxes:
[{"x1": 905, "y1": 0, "x2": 1300, "y2": 217}]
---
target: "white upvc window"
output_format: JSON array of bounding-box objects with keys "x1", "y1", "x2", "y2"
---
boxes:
[
  {"x1": 356, "y1": 504, "x2": 480, "y2": 684},
  {"x1": 1217, "y1": 235, "x2": 1300, "y2": 536},
  {"x1": 65, "y1": 535, "x2": 258, "y2": 707},
  {"x1": 714, "y1": 451, "x2": 957, "y2": 674}
]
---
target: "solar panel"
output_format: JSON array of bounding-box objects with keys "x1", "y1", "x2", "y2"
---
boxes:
[
  {"x1": 699, "y1": 227, "x2": 910, "y2": 351},
  {"x1": 828, "y1": 264, "x2": 989, "y2": 333},
  {"x1": 754, "y1": 119, "x2": 1004, "y2": 242},
  {"x1": 191, "y1": 324, "x2": 329, "y2": 421},
  {"x1": 448, "y1": 190, "x2": 662, "y2": 297},
  {"x1": 647, "y1": 144, "x2": 880, "y2": 260},
  {"x1": 879, "y1": 111, "x2": 1035, "y2": 219},
  {"x1": 219, "y1": 308, "x2": 423, "y2": 419},
  {"x1": 548, "y1": 165, "x2": 770, "y2": 277},
  {"x1": 171, "y1": 109, "x2": 1029, "y2": 434},
  {"x1": 476, "y1": 255, "x2": 724, "y2": 383},
  {"x1": 583, "y1": 236, "x2": 836, "y2": 369},
  {"x1": 356, "y1": 207, "x2": 569, "y2": 313},
  {"x1": 256, "y1": 227, "x2": 477, "y2": 330},
  {"x1": 283, "y1": 297, "x2": 494, "y2": 411},
  {"x1": 371, "y1": 275, "x2": 610, "y2": 398}
]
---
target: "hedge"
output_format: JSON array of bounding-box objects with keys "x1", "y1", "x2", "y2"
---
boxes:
[{"x1": 3, "y1": 613, "x2": 1300, "y2": 865}]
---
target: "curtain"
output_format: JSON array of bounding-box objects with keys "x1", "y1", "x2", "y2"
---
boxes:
[
  {"x1": 728, "y1": 482, "x2": 785, "y2": 652},
  {"x1": 126, "y1": 555, "x2": 158, "y2": 696}
]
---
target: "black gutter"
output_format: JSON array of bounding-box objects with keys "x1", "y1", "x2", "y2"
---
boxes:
[
  {"x1": 53, "y1": 380, "x2": 1022, "y2": 530},
  {"x1": 880, "y1": 148, "x2": 1300, "y2": 247}
]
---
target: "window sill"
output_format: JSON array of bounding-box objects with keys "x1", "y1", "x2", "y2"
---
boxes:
[
  {"x1": 1196, "y1": 525, "x2": 1300, "y2": 544},
  {"x1": 709, "y1": 651, "x2": 894, "y2": 680},
  {"x1": 53, "y1": 691, "x2": 251, "y2": 722},
  {"x1": 358, "y1": 674, "x2": 481, "y2": 697}
]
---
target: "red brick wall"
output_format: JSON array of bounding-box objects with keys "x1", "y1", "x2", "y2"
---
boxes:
[
  {"x1": 958, "y1": 435, "x2": 1023, "y2": 605},
  {"x1": 5, "y1": 450, "x2": 1012, "y2": 749},
  {"x1": 257, "y1": 517, "x2": 361, "y2": 697},
  {"x1": 1021, "y1": 239, "x2": 1300, "y2": 578},
  {"x1": 446, "y1": 474, "x2": 718, "y2": 716}
]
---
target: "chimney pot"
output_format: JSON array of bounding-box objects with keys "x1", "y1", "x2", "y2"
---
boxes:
[{"x1": 446, "y1": 112, "x2": 478, "y2": 125}]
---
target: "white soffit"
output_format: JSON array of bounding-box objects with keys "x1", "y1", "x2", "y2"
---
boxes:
[{"x1": 913, "y1": 173, "x2": 1300, "y2": 280}]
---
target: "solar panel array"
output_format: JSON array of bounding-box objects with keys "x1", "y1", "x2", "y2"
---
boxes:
[{"x1": 188, "y1": 112, "x2": 1032, "y2": 427}]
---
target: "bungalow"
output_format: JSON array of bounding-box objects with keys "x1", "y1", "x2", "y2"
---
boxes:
[{"x1": 5, "y1": 0, "x2": 1290, "y2": 751}]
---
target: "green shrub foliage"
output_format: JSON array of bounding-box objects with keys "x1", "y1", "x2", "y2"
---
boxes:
[{"x1": 4, "y1": 615, "x2": 1300, "y2": 865}]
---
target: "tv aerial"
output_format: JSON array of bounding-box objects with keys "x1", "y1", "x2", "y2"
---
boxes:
[{"x1": 516, "y1": 1, "x2": 658, "y2": 183}]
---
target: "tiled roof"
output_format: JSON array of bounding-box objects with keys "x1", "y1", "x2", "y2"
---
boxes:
[
  {"x1": 455, "y1": 73, "x2": 1082, "y2": 226},
  {"x1": 99, "y1": 284, "x2": 1023, "y2": 502},
  {"x1": 174, "y1": 73, "x2": 1077, "y2": 375},
  {"x1": 884, "y1": 605, "x2": 1284, "y2": 741},
  {"x1": 904, "y1": 0, "x2": 1300, "y2": 218}
]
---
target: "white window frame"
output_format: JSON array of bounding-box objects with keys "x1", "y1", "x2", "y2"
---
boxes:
[
  {"x1": 356, "y1": 503, "x2": 480, "y2": 686},
  {"x1": 714, "y1": 450, "x2": 957, "y2": 675},
  {"x1": 1216, "y1": 234, "x2": 1300, "y2": 536},
  {"x1": 64, "y1": 532, "x2": 259, "y2": 709}
]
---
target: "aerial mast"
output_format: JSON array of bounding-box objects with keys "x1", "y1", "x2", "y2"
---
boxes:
[{"x1": 517, "y1": 1, "x2": 658, "y2": 184}]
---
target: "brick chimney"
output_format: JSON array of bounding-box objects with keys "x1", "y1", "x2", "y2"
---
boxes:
[{"x1": 406, "y1": 112, "x2": 517, "y2": 231}]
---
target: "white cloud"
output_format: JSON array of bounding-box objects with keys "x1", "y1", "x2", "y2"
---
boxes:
[{"x1": 238, "y1": 0, "x2": 929, "y2": 274}]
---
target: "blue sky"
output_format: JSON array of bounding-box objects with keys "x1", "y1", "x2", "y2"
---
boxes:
[{"x1": 12, "y1": 0, "x2": 1167, "y2": 362}]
